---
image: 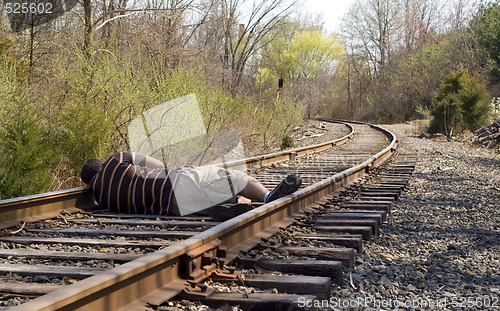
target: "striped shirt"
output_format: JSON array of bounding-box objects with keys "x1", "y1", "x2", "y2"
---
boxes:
[{"x1": 91, "y1": 152, "x2": 178, "y2": 215}]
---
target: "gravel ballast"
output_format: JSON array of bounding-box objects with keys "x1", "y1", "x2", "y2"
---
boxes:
[
  {"x1": 162, "y1": 125, "x2": 499, "y2": 311},
  {"x1": 329, "y1": 129, "x2": 500, "y2": 311}
]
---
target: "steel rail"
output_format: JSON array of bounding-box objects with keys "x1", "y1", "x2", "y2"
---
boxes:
[
  {"x1": 205, "y1": 122, "x2": 354, "y2": 171},
  {"x1": 0, "y1": 187, "x2": 95, "y2": 230},
  {"x1": 10, "y1": 121, "x2": 395, "y2": 311}
]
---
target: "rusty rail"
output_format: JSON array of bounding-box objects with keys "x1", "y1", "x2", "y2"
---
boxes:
[
  {"x1": 10, "y1": 121, "x2": 396, "y2": 311},
  {"x1": 0, "y1": 188, "x2": 95, "y2": 230}
]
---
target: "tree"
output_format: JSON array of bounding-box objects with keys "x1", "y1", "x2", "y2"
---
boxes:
[
  {"x1": 283, "y1": 31, "x2": 343, "y2": 81},
  {"x1": 336, "y1": 0, "x2": 485, "y2": 122},
  {"x1": 198, "y1": 0, "x2": 297, "y2": 94},
  {"x1": 0, "y1": 34, "x2": 29, "y2": 81},
  {"x1": 475, "y1": 1, "x2": 500, "y2": 84},
  {"x1": 429, "y1": 70, "x2": 490, "y2": 138},
  {"x1": 258, "y1": 30, "x2": 343, "y2": 82},
  {"x1": 341, "y1": 0, "x2": 401, "y2": 74},
  {"x1": 382, "y1": 38, "x2": 459, "y2": 121},
  {"x1": 256, "y1": 28, "x2": 344, "y2": 117},
  {"x1": 400, "y1": 0, "x2": 441, "y2": 51}
]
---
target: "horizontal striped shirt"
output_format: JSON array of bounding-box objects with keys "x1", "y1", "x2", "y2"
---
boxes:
[{"x1": 91, "y1": 152, "x2": 178, "y2": 215}]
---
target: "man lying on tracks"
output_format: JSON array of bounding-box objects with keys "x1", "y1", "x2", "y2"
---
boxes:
[{"x1": 80, "y1": 152, "x2": 302, "y2": 219}]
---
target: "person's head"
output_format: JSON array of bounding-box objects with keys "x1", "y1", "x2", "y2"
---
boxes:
[{"x1": 80, "y1": 159, "x2": 102, "y2": 185}]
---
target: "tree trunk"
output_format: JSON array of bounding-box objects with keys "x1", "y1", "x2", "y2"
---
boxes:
[{"x1": 83, "y1": 0, "x2": 93, "y2": 60}]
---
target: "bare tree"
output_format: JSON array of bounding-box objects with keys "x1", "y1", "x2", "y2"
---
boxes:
[
  {"x1": 400, "y1": 0, "x2": 441, "y2": 51},
  {"x1": 197, "y1": 0, "x2": 297, "y2": 94},
  {"x1": 448, "y1": 0, "x2": 478, "y2": 29},
  {"x1": 342, "y1": 0, "x2": 400, "y2": 74},
  {"x1": 78, "y1": 0, "x2": 198, "y2": 59},
  {"x1": 83, "y1": 0, "x2": 93, "y2": 58}
]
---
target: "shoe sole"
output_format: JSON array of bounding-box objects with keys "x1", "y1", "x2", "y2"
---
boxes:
[{"x1": 267, "y1": 174, "x2": 302, "y2": 202}]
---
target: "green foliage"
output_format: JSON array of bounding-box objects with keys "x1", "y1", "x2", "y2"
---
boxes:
[
  {"x1": 475, "y1": 1, "x2": 500, "y2": 82},
  {"x1": 255, "y1": 67, "x2": 279, "y2": 94},
  {"x1": 46, "y1": 49, "x2": 245, "y2": 185},
  {"x1": 258, "y1": 30, "x2": 344, "y2": 85},
  {"x1": 429, "y1": 70, "x2": 491, "y2": 137},
  {"x1": 255, "y1": 27, "x2": 344, "y2": 120},
  {"x1": 255, "y1": 98, "x2": 303, "y2": 149},
  {"x1": 0, "y1": 54, "x2": 51, "y2": 199},
  {"x1": 415, "y1": 104, "x2": 432, "y2": 120},
  {"x1": 0, "y1": 34, "x2": 29, "y2": 82},
  {"x1": 280, "y1": 135, "x2": 294, "y2": 149},
  {"x1": 372, "y1": 39, "x2": 457, "y2": 123},
  {"x1": 284, "y1": 31, "x2": 344, "y2": 81},
  {"x1": 48, "y1": 49, "x2": 126, "y2": 175},
  {"x1": 148, "y1": 63, "x2": 243, "y2": 134}
]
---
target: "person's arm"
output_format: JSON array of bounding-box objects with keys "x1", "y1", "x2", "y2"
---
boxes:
[{"x1": 132, "y1": 153, "x2": 165, "y2": 169}]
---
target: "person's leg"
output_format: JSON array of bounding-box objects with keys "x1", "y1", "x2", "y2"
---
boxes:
[
  {"x1": 237, "y1": 174, "x2": 302, "y2": 203},
  {"x1": 193, "y1": 171, "x2": 302, "y2": 220},
  {"x1": 237, "y1": 175, "x2": 269, "y2": 201}
]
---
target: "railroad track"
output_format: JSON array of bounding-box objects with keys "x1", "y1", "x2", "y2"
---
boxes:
[{"x1": 0, "y1": 120, "x2": 417, "y2": 310}]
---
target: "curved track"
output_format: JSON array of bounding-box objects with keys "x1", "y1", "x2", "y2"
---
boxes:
[{"x1": 0, "y1": 121, "x2": 403, "y2": 310}]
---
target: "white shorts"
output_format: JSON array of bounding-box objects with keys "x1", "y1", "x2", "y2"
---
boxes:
[{"x1": 171, "y1": 166, "x2": 248, "y2": 216}]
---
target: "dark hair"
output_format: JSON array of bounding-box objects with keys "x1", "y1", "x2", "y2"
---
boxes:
[{"x1": 80, "y1": 159, "x2": 102, "y2": 185}]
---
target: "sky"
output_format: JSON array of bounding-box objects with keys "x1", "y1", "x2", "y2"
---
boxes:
[{"x1": 302, "y1": 0, "x2": 358, "y2": 33}]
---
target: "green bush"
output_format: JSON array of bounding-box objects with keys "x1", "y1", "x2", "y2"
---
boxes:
[
  {"x1": 280, "y1": 135, "x2": 294, "y2": 149},
  {"x1": 0, "y1": 54, "x2": 51, "y2": 199},
  {"x1": 428, "y1": 70, "x2": 491, "y2": 138}
]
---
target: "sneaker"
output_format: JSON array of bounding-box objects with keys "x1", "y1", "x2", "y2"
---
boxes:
[{"x1": 265, "y1": 174, "x2": 302, "y2": 203}]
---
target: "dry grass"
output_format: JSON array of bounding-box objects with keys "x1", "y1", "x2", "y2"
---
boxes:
[{"x1": 378, "y1": 119, "x2": 431, "y2": 136}]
